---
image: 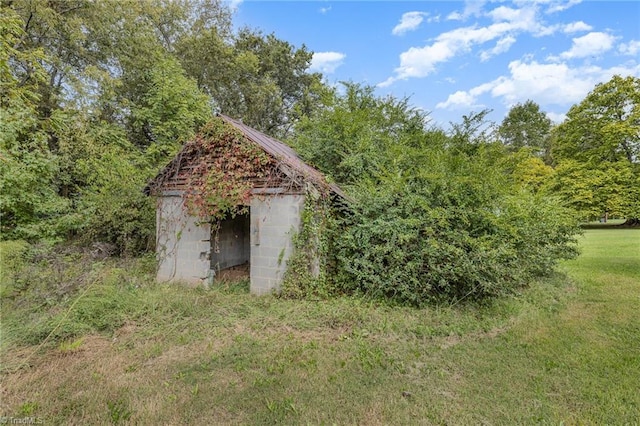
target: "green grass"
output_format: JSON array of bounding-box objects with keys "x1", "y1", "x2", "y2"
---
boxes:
[{"x1": 1, "y1": 230, "x2": 639, "y2": 424}]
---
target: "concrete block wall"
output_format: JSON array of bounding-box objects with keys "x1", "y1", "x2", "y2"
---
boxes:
[
  {"x1": 156, "y1": 193, "x2": 211, "y2": 285},
  {"x1": 211, "y1": 214, "x2": 250, "y2": 272},
  {"x1": 250, "y1": 194, "x2": 305, "y2": 295}
]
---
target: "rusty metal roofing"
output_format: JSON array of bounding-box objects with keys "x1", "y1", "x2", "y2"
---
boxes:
[
  {"x1": 218, "y1": 114, "x2": 346, "y2": 199},
  {"x1": 145, "y1": 114, "x2": 346, "y2": 200}
]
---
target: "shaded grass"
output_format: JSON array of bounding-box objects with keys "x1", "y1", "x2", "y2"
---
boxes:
[
  {"x1": 581, "y1": 218, "x2": 629, "y2": 229},
  {"x1": 1, "y1": 230, "x2": 638, "y2": 424}
]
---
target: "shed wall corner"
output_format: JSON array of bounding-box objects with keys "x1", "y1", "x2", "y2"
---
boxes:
[{"x1": 250, "y1": 194, "x2": 305, "y2": 294}]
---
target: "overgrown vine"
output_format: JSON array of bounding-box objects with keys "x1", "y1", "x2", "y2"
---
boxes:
[
  {"x1": 280, "y1": 189, "x2": 336, "y2": 298},
  {"x1": 182, "y1": 119, "x2": 274, "y2": 221}
]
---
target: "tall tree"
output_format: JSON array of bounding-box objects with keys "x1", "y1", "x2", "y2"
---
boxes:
[
  {"x1": 176, "y1": 27, "x2": 327, "y2": 138},
  {"x1": 554, "y1": 75, "x2": 640, "y2": 164},
  {"x1": 293, "y1": 83, "x2": 433, "y2": 186},
  {"x1": 552, "y1": 75, "x2": 640, "y2": 224},
  {"x1": 1, "y1": 0, "x2": 219, "y2": 248},
  {"x1": 498, "y1": 100, "x2": 552, "y2": 160},
  {"x1": 130, "y1": 56, "x2": 212, "y2": 165},
  {"x1": 0, "y1": 7, "x2": 69, "y2": 239}
]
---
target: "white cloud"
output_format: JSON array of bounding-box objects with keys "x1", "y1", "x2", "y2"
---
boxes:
[
  {"x1": 545, "y1": 0, "x2": 582, "y2": 13},
  {"x1": 392, "y1": 12, "x2": 428, "y2": 36},
  {"x1": 394, "y1": 41, "x2": 454, "y2": 79},
  {"x1": 480, "y1": 35, "x2": 517, "y2": 61},
  {"x1": 228, "y1": 0, "x2": 243, "y2": 9},
  {"x1": 513, "y1": 0, "x2": 582, "y2": 13},
  {"x1": 309, "y1": 52, "x2": 346, "y2": 74},
  {"x1": 377, "y1": 76, "x2": 397, "y2": 88},
  {"x1": 447, "y1": 11, "x2": 464, "y2": 21},
  {"x1": 491, "y1": 60, "x2": 593, "y2": 103},
  {"x1": 381, "y1": 2, "x2": 625, "y2": 89},
  {"x1": 437, "y1": 82, "x2": 496, "y2": 109},
  {"x1": 436, "y1": 91, "x2": 477, "y2": 109},
  {"x1": 562, "y1": 21, "x2": 592, "y2": 33},
  {"x1": 488, "y1": 6, "x2": 523, "y2": 22},
  {"x1": 383, "y1": 13, "x2": 536, "y2": 83},
  {"x1": 447, "y1": 1, "x2": 486, "y2": 21},
  {"x1": 319, "y1": 5, "x2": 331, "y2": 14},
  {"x1": 559, "y1": 32, "x2": 616, "y2": 59},
  {"x1": 619, "y1": 40, "x2": 640, "y2": 56},
  {"x1": 380, "y1": 3, "x2": 570, "y2": 86},
  {"x1": 436, "y1": 59, "x2": 640, "y2": 111},
  {"x1": 546, "y1": 111, "x2": 567, "y2": 123}
]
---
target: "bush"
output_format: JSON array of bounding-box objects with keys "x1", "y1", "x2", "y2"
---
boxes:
[
  {"x1": 291, "y1": 86, "x2": 582, "y2": 305},
  {"x1": 332, "y1": 152, "x2": 580, "y2": 306},
  {"x1": 0, "y1": 240, "x2": 30, "y2": 297}
]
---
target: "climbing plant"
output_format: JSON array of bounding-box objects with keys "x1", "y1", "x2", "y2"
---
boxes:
[
  {"x1": 280, "y1": 190, "x2": 336, "y2": 299},
  {"x1": 181, "y1": 118, "x2": 274, "y2": 221}
]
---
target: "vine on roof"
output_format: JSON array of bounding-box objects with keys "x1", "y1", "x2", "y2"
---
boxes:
[{"x1": 183, "y1": 118, "x2": 273, "y2": 221}]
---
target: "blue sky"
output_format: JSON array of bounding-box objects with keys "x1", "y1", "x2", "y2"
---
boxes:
[{"x1": 232, "y1": 1, "x2": 640, "y2": 128}]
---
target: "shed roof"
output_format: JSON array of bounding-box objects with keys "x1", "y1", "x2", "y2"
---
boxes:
[{"x1": 145, "y1": 114, "x2": 346, "y2": 200}]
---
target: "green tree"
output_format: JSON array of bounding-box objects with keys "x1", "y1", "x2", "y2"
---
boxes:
[
  {"x1": 0, "y1": 7, "x2": 69, "y2": 239},
  {"x1": 450, "y1": 109, "x2": 496, "y2": 147},
  {"x1": 293, "y1": 83, "x2": 433, "y2": 186},
  {"x1": 498, "y1": 100, "x2": 552, "y2": 159},
  {"x1": 1, "y1": 0, "x2": 218, "y2": 248},
  {"x1": 554, "y1": 75, "x2": 639, "y2": 164},
  {"x1": 552, "y1": 75, "x2": 640, "y2": 224},
  {"x1": 177, "y1": 28, "x2": 326, "y2": 137},
  {"x1": 130, "y1": 56, "x2": 212, "y2": 166},
  {"x1": 293, "y1": 85, "x2": 579, "y2": 305},
  {"x1": 500, "y1": 149, "x2": 555, "y2": 193}
]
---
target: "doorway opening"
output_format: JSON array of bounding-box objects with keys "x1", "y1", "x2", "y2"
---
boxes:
[{"x1": 210, "y1": 212, "x2": 250, "y2": 281}]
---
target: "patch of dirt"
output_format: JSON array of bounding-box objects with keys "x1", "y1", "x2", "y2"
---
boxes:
[
  {"x1": 439, "y1": 324, "x2": 511, "y2": 349},
  {"x1": 215, "y1": 262, "x2": 249, "y2": 281},
  {"x1": 114, "y1": 321, "x2": 138, "y2": 338}
]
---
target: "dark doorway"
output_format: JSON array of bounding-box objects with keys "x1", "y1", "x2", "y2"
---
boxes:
[{"x1": 210, "y1": 213, "x2": 250, "y2": 278}]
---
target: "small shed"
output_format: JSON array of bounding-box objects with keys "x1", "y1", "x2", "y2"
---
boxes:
[{"x1": 145, "y1": 114, "x2": 345, "y2": 294}]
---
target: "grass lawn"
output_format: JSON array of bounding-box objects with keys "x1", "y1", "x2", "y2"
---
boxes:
[{"x1": 1, "y1": 229, "x2": 639, "y2": 424}]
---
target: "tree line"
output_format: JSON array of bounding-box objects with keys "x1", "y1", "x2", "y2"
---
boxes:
[
  {"x1": 1, "y1": 1, "x2": 638, "y2": 303},
  {"x1": 1, "y1": 0, "x2": 325, "y2": 252},
  {"x1": 288, "y1": 77, "x2": 638, "y2": 303}
]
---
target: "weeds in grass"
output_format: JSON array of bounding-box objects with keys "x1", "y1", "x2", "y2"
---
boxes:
[
  {"x1": 18, "y1": 402, "x2": 38, "y2": 416},
  {"x1": 58, "y1": 337, "x2": 84, "y2": 354},
  {"x1": 263, "y1": 396, "x2": 298, "y2": 423},
  {"x1": 106, "y1": 398, "x2": 132, "y2": 424},
  {"x1": 1, "y1": 231, "x2": 638, "y2": 424}
]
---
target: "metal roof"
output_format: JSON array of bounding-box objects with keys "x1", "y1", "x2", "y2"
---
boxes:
[
  {"x1": 145, "y1": 114, "x2": 346, "y2": 200},
  {"x1": 218, "y1": 114, "x2": 346, "y2": 199}
]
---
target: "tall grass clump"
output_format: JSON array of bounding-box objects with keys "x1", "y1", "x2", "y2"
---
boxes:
[{"x1": 0, "y1": 241, "x2": 157, "y2": 347}]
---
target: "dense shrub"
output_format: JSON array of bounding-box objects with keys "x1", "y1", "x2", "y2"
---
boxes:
[
  {"x1": 334, "y1": 180, "x2": 579, "y2": 305},
  {"x1": 292, "y1": 85, "x2": 581, "y2": 305}
]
